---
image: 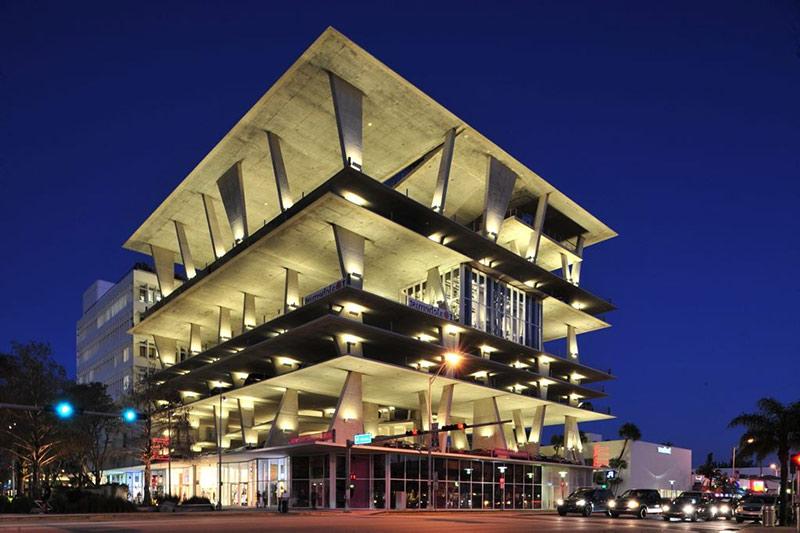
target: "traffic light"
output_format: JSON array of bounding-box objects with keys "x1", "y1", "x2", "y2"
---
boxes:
[
  {"x1": 349, "y1": 473, "x2": 357, "y2": 481},
  {"x1": 440, "y1": 422, "x2": 466, "y2": 431},
  {"x1": 121, "y1": 408, "x2": 142, "y2": 423},
  {"x1": 792, "y1": 453, "x2": 800, "y2": 468},
  {"x1": 52, "y1": 401, "x2": 75, "y2": 419},
  {"x1": 405, "y1": 428, "x2": 419, "y2": 437}
]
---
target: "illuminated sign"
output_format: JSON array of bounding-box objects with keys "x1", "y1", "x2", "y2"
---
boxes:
[
  {"x1": 353, "y1": 433, "x2": 373, "y2": 445},
  {"x1": 657, "y1": 446, "x2": 672, "y2": 455},
  {"x1": 303, "y1": 279, "x2": 346, "y2": 305},
  {"x1": 288, "y1": 430, "x2": 335, "y2": 445},
  {"x1": 405, "y1": 296, "x2": 452, "y2": 320}
]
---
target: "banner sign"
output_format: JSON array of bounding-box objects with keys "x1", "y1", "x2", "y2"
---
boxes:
[
  {"x1": 289, "y1": 430, "x2": 335, "y2": 445},
  {"x1": 303, "y1": 279, "x2": 346, "y2": 305},
  {"x1": 405, "y1": 296, "x2": 452, "y2": 320}
]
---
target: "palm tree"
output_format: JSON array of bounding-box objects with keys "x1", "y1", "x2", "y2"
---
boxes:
[
  {"x1": 616, "y1": 422, "x2": 641, "y2": 461},
  {"x1": 729, "y1": 398, "x2": 800, "y2": 525}
]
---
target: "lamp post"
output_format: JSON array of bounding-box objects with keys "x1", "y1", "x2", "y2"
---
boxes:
[
  {"x1": 732, "y1": 437, "x2": 755, "y2": 485},
  {"x1": 216, "y1": 388, "x2": 225, "y2": 510},
  {"x1": 427, "y1": 352, "x2": 461, "y2": 510}
]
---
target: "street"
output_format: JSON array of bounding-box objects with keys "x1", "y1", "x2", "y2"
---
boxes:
[{"x1": 0, "y1": 511, "x2": 771, "y2": 532}]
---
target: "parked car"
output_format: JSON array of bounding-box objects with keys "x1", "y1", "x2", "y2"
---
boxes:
[
  {"x1": 735, "y1": 494, "x2": 778, "y2": 523},
  {"x1": 661, "y1": 491, "x2": 716, "y2": 521},
  {"x1": 556, "y1": 487, "x2": 615, "y2": 517},
  {"x1": 609, "y1": 488, "x2": 663, "y2": 519}
]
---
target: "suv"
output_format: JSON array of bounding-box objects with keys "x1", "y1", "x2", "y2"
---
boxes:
[
  {"x1": 557, "y1": 487, "x2": 615, "y2": 517},
  {"x1": 735, "y1": 494, "x2": 778, "y2": 523},
  {"x1": 609, "y1": 489, "x2": 663, "y2": 519}
]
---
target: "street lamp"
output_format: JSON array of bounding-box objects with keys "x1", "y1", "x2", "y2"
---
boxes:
[
  {"x1": 427, "y1": 352, "x2": 461, "y2": 510},
  {"x1": 769, "y1": 463, "x2": 778, "y2": 477},
  {"x1": 732, "y1": 437, "x2": 755, "y2": 482},
  {"x1": 216, "y1": 388, "x2": 226, "y2": 510}
]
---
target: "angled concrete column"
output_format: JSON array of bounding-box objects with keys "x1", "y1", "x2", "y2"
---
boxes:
[
  {"x1": 564, "y1": 415, "x2": 583, "y2": 462},
  {"x1": 436, "y1": 384, "x2": 454, "y2": 452},
  {"x1": 328, "y1": 371, "x2": 364, "y2": 444},
  {"x1": 449, "y1": 416, "x2": 469, "y2": 451},
  {"x1": 153, "y1": 335, "x2": 177, "y2": 368},
  {"x1": 425, "y1": 267, "x2": 446, "y2": 306},
  {"x1": 503, "y1": 418, "x2": 518, "y2": 452},
  {"x1": 363, "y1": 402, "x2": 379, "y2": 437},
  {"x1": 560, "y1": 253, "x2": 572, "y2": 283},
  {"x1": 265, "y1": 389, "x2": 299, "y2": 447},
  {"x1": 265, "y1": 131, "x2": 294, "y2": 211},
  {"x1": 216, "y1": 161, "x2": 248, "y2": 243},
  {"x1": 431, "y1": 128, "x2": 456, "y2": 214},
  {"x1": 173, "y1": 220, "x2": 196, "y2": 279},
  {"x1": 202, "y1": 193, "x2": 227, "y2": 259},
  {"x1": 441, "y1": 326, "x2": 461, "y2": 351},
  {"x1": 333, "y1": 333, "x2": 363, "y2": 357},
  {"x1": 189, "y1": 323, "x2": 202, "y2": 354},
  {"x1": 471, "y1": 397, "x2": 507, "y2": 450},
  {"x1": 332, "y1": 224, "x2": 365, "y2": 289},
  {"x1": 328, "y1": 72, "x2": 363, "y2": 171},
  {"x1": 525, "y1": 193, "x2": 549, "y2": 261},
  {"x1": 481, "y1": 157, "x2": 517, "y2": 241},
  {"x1": 283, "y1": 268, "x2": 300, "y2": 313},
  {"x1": 242, "y1": 292, "x2": 256, "y2": 331},
  {"x1": 512, "y1": 409, "x2": 527, "y2": 449},
  {"x1": 237, "y1": 398, "x2": 257, "y2": 446},
  {"x1": 567, "y1": 325, "x2": 579, "y2": 360},
  {"x1": 228, "y1": 371, "x2": 246, "y2": 388},
  {"x1": 218, "y1": 307, "x2": 232, "y2": 342},
  {"x1": 417, "y1": 390, "x2": 431, "y2": 448},
  {"x1": 525, "y1": 405, "x2": 546, "y2": 455},
  {"x1": 149, "y1": 244, "x2": 176, "y2": 297},
  {"x1": 213, "y1": 403, "x2": 230, "y2": 449},
  {"x1": 571, "y1": 235, "x2": 585, "y2": 286}
]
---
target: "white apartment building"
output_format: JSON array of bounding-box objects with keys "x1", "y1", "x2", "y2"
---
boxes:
[{"x1": 76, "y1": 265, "x2": 172, "y2": 400}]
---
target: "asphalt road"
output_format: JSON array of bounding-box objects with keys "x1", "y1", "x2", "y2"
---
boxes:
[{"x1": 0, "y1": 511, "x2": 767, "y2": 533}]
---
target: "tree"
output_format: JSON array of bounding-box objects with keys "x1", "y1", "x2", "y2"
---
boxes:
[
  {"x1": 550, "y1": 434, "x2": 564, "y2": 456},
  {"x1": 615, "y1": 422, "x2": 641, "y2": 462},
  {"x1": 729, "y1": 398, "x2": 800, "y2": 525},
  {"x1": 62, "y1": 383, "x2": 122, "y2": 487},
  {"x1": 0, "y1": 342, "x2": 67, "y2": 499}
]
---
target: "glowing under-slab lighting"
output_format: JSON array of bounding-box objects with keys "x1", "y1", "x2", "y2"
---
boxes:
[
  {"x1": 417, "y1": 333, "x2": 437, "y2": 343},
  {"x1": 342, "y1": 191, "x2": 367, "y2": 206}
]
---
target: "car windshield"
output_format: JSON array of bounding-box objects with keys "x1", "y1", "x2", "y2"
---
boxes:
[
  {"x1": 568, "y1": 489, "x2": 593, "y2": 498},
  {"x1": 744, "y1": 496, "x2": 776, "y2": 504},
  {"x1": 619, "y1": 490, "x2": 647, "y2": 499}
]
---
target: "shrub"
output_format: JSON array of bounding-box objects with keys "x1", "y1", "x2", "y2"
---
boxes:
[
  {"x1": 5, "y1": 495, "x2": 35, "y2": 514},
  {"x1": 182, "y1": 496, "x2": 212, "y2": 505},
  {"x1": 48, "y1": 489, "x2": 137, "y2": 514}
]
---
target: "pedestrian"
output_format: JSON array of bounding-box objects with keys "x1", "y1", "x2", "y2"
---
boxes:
[{"x1": 256, "y1": 490, "x2": 263, "y2": 508}]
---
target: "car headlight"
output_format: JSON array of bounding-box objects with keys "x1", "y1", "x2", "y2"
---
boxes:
[
  {"x1": 720, "y1": 504, "x2": 730, "y2": 513},
  {"x1": 662, "y1": 504, "x2": 670, "y2": 512},
  {"x1": 576, "y1": 499, "x2": 586, "y2": 506},
  {"x1": 627, "y1": 500, "x2": 638, "y2": 509},
  {"x1": 682, "y1": 504, "x2": 694, "y2": 514},
  {"x1": 608, "y1": 500, "x2": 617, "y2": 508},
  {"x1": 556, "y1": 499, "x2": 564, "y2": 506},
  {"x1": 710, "y1": 506, "x2": 718, "y2": 514}
]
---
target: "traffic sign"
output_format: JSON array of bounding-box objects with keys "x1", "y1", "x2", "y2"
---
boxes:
[{"x1": 353, "y1": 433, "x2": 373, "y2": 445}]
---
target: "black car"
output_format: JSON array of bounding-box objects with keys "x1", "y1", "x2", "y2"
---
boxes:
[
  {"x1": 661, "y1": 491, "x2": 715, "y2": 521},
  {"x1": 557, "y1": 487, "x2": 615, "y2": 517},
  {"x1": 735, "y1": 494, "x2": 778, "y2": 523},
  {"x1": 609, "y1": 488, "x2": 663, "y2": 519}
]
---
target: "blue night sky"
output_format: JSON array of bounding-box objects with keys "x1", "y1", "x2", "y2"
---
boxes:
[{"x1": 1, "y1": 1, "x2": 798, "y2": 465}]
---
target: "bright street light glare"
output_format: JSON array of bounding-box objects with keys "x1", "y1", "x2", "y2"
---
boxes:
[
  {"x1": 443, "y1": 352, "x2": 462, "y2": 366},
  {"x1": 54, "y1": 401, "x2": 75, "y2": 419}
]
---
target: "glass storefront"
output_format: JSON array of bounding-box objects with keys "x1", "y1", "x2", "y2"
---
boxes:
[{"x1": 289, "y1": 452, "x2": 544, "y2": 511}]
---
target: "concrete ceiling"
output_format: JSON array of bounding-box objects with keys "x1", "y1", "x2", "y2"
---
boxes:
[
  {"x1": 123, "y1": 27, "x2": 616, "y2": 270},
  {"x1": 183, "y1": 355, "x2": 612, "y2": 428}
]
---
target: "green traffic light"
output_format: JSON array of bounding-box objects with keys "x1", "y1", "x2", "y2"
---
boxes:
[{"x1": 54, "y1": 401, "x2": 75, "y2": 419}]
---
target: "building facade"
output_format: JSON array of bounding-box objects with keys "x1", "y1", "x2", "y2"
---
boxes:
[
  {"x1": 77, "y1": 266, "x2": 165, "y2": 400},
  {"x1": 104, "y1": 28, "x2": 619, "y2": 510}
]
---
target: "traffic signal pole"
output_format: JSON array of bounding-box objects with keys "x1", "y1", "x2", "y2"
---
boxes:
[{"x1": 0, "y1": 402, "x2": 145, "y2": 420}]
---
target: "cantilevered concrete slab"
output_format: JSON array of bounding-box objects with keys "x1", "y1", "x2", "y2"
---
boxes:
[{"x1": 123, "y1": 28, "x2": 615, "y2": 271}]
